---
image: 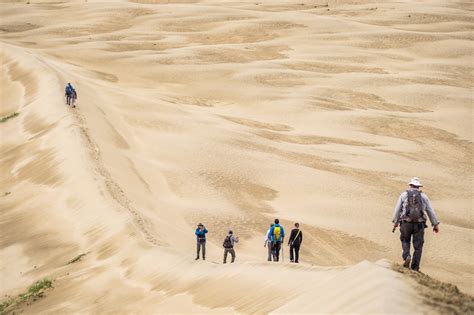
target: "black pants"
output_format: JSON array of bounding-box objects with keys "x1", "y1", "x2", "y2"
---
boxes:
[
  {"x1": 290, "y1": 243, "x2": 300, "y2": 263},
  {"x1": 196, "y1": 240, "x2": 206, "y2": 259},
  {"x1": 400, "y1": 222, "x2": 425, "y2": 271},
  {"x1": 272, "y1": 241, "x2": 282, "y2": 262}
]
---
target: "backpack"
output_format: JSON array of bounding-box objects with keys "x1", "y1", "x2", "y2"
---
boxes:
[
  {"x1": 406, "y1": 190, "x2": 424, "y2": 221},
  {"x1": 273, "y1": 226, "x2": 281, "y2": 242},
  {"x1": 223, "y1": 235, "x2": 233, "y2": 248}
]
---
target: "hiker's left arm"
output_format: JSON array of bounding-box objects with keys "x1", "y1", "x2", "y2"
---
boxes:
[
  {"x1": 300, "y1": 231, "x2": 303, "y2": 244},
  {"x1": 423, "y1": 194, "x2": 440, "y2": 227}
]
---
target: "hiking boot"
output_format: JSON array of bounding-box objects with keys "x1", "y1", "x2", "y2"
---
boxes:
[
  {"x1": 203, "y1": 257, "x2": 205, "y2": 260},
  {"x1": 403, "y1": 255, "x2": 411, "y2": 268},
  {"x1": 195, "y1": 257, "x2": 199, "y2": 260}
]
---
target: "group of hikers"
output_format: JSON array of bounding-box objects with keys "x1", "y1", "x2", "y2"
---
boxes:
[
  {"x1": 64, "y1": 82, "x2": 77, "y2": 107},
  {"x1": 195, "y1": 218, "x2": 303, "y2": 264},
  {"x1": 194, "y1": 177, "x2": 440, "y2": 272},
  {"x1": 61, "y1": 80, "x2": 440, "y2": 271},
  {"x1": 264, "y1": 219, "x2": 303, "y2": 263},
  {"x1": 195, "y1": 223, "x2": 242, "y2": 264}
]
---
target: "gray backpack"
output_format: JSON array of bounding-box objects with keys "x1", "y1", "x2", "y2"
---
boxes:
[{"x1": 406, "y1": 190, "x2": 424, "y2": 221}]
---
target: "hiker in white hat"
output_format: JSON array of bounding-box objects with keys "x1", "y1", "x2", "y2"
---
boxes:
[
  {"x1": 408, "y1": 177, "x2": 423, "y2": 187},
  {"x1": 392, "y1": 177, "x2": 440, "y2": 271}
]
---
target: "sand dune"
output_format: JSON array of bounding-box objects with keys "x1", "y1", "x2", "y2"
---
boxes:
[{"x1": 1, "y1": 0, "x2": 473, "y2": 313}]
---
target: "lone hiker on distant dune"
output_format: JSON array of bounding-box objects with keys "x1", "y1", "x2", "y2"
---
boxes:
[
  {"x1": 269, "y1": 219, "x2": 285, "y2": 262},
  {"x1": 264, "y1": 224, "x2": 274, "y2": 261},
  {"x1": 65, "y1": 82, "x2": 77, "y2": 107},
  {"x1": 223, "y1": 230, "x2": 239, "y2": 264},
  {"x1": 195, "y1": 223, "x2": 208, "y2": 260},
  {"x1": 392, "y1": 177, "x2": 440, "y2": 272}
]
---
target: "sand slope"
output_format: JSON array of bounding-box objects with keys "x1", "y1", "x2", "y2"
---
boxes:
[{"x1": 1, "y1": 0, "x2": 473, "y2": 313}]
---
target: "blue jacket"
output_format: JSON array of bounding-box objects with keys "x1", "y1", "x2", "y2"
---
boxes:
[
  {"x1": 65, "y1": 84, "x2": 74, "y2": 95},
  {"x1": 269, "y1": 224, "x2": 285, "y2": 242},
  {"x1": 195, "y1": 228, "x2": 208, "y2": 241}
]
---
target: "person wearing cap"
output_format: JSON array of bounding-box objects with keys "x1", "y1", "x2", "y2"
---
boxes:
[
  {"x1": 223, "y1": 230, "x2": 239, "y2": 264},
  {"x1": 195, "y1": 223, "x2": 208, "y2": 260},
  {"x1": 392, "y1": 177, "x2": 440, "y2": 271}
]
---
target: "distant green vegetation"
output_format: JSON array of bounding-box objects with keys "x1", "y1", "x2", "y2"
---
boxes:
[
  {"x1": 0, "y1": 112, "x2": 19, "y2": 123},
  {"x1": 0, "y1": 279, "x2": 53, "y2": 314}
]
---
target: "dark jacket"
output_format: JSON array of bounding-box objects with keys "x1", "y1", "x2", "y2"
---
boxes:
[
  {"x1": 288, "y1": 228, "x2": 303, "y2": 246},
  {"x1": 65, "y1": 84, "x2": 75, "y2": 96}
]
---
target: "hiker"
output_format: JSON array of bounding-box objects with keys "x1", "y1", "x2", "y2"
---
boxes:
[
  {"x1": 223, "y1": 230, "x2": 239, "y2": 264},
  {"x1": 264, "y1": 224, "x2": 274, "y2": 261},
  {"x1": 71, "y1": 88, "x2": 77, "y2": 107},
  {"x1": 392, "y1": 177, "x2": 440, "y2": 271},
  {"x1": 288, "y1": 223, "x2": 303, "y2": 263},
  {"x1": 269, "y1": 219, "x2": 285, "y2": 262},
  {"x1": 65, "y1": 83, "x2": 77, "y2": 107},
  {"x1": 195, "y1": 223, "x2": 208, "y2": 260}
]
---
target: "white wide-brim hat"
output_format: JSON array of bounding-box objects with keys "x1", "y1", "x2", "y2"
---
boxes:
[{"x1": 408, "y1": 177, "x2": 423, "y2": 187}]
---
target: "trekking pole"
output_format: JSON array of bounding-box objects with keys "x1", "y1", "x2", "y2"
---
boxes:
[{"x1": 281, "y1": 243, "x2": 284, "y2": 263}]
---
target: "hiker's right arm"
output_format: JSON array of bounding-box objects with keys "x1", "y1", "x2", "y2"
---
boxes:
[
  {"x1": 392, "y1": 194, "x2": 404, "y2": 225},
  {"x1": 287, "y1": 230, "x2": 294, "y2": 245}
]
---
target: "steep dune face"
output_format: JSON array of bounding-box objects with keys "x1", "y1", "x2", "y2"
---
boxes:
[{"x1": 1, "y1": 0, "x2": 472, "y2": 313}]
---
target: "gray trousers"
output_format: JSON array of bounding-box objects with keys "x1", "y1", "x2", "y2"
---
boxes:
[
  {"x1": 197, "y1": 240, "x2": 206, "y2": 258},
  {"x1": 400, "y1": 222, "x2": 425, "y2": 271},
  {"x1": 267, "y1": 241, "x2": 273, "y2": 261},
  {"x1": 224, "y1": 248, "x2": 235, "y2": 263}
]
